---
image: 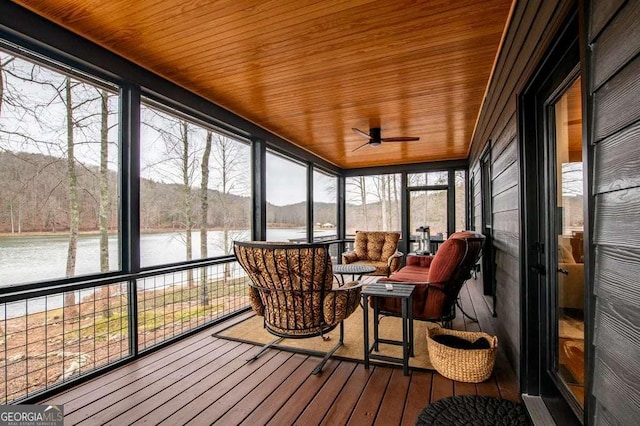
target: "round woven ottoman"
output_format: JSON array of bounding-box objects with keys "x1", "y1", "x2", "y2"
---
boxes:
[{"x1": 416, "y1": 395, "x2": 530, "y2": 425}]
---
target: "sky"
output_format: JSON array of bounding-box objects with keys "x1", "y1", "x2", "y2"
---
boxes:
[{"x1": 266, "y1": 152, "x2": 337, "y2": 206}]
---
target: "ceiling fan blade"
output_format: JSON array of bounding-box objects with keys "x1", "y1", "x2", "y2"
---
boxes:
[
  {"x1": 352, "y1": 127, "x2": 371, "y2": 139},
  {"x1": 352, "y1": 141, "x2": 370, "y2": 152},
  {"x1": 381, "y1": 137, "x2": 420, "y2": 142}
]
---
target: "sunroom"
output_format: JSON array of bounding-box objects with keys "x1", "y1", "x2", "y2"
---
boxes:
[{"x1": 1, "y1": 1, "x2": 639, "y2": 425}]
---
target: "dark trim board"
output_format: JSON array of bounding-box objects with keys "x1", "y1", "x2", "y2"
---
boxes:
[{"x1": 341, "y1": 159, "x2": 468, "y2": 177}]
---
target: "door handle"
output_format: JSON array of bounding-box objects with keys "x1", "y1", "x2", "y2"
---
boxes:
[
  {"x1": 557, "y1": 268, "x2": 569, "y2": 275},
  {"x1": 530, "y1": 264, "x2": 546, "y2": 276}
]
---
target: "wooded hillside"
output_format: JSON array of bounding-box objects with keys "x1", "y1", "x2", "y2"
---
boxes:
[{"x1": 0, "y1": 151, "x2": 341, "y2": 233}]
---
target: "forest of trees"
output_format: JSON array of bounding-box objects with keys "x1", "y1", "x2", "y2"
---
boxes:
[
  {"x1": 345, "y1": 172, "x2": 467, "y2": 237},
  {"x1": 0, "y1": 151, "x2": 345, "y2": 234},
  {"x1": 0, "y1": 149, "x2": 466, "y2": 236}
]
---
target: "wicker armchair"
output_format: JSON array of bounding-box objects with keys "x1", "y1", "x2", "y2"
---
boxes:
[
  {"x1": 342, "y1": 231, "x2": 403, "y2": 276},
  {"x1": 234, "y1": 241, "x2": 362, "y2": 374}
]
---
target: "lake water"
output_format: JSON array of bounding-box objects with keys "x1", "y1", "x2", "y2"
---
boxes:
[{"x1": 0, "y1": 227, "x2": 336, "y2": 318}]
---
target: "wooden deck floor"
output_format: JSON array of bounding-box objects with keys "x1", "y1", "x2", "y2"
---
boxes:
[{"x1": 40, "y1": 279, "x2": 520, "y2": 425}]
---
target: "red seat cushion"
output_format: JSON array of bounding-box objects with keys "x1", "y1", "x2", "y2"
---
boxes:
[{"x1": 385, "y1": 265, "x2": 429, "y2": 282}]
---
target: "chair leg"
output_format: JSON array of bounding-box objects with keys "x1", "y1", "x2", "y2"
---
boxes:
[
  {"x1": 456, "y1": 299, "x2": 478, "y2": 322},
  {"x1": 373, "y1": 298, "x2": 380, "y2": 352},
  {"x1": 247, "y1": 336, "x2": 283, "y2": 362},
  {"x1": 312, "y1": 322, "x2": 344, "y2": 375}
]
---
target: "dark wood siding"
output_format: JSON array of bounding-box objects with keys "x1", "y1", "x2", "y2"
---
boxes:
[
  {"x1": 467, "y1": 0, "x2": 575, "y2": 382},
  {"x1": 588, "y1": 0, "x2": 640, "y2": 423}
]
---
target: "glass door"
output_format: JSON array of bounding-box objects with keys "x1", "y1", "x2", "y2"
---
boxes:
[
  {"x1": 408, "y1": 189, "x2": 447, "y2": 253},
  {"x1": 521, "y1": 10, "x2": 585, "y2": 423},
  {"x1": 551, "y1": 77, "x2": 585, "y2": 408}
]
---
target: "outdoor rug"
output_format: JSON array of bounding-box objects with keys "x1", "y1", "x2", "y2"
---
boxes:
[
  {"x1": 416, "y1": 395, "x2": 531, "y2": 425},
  {"x1": 213, "y1": 306, "x2": 437, "y2": 370}
]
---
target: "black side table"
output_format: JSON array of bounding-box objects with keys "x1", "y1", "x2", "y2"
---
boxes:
[{"x1": 361, "y1": 282, "x2": 415, "y2": 375}]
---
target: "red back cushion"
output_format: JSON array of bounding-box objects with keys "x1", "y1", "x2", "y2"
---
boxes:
[
  {"x1": 427, "y1": 238, "x2": 467, "y2": 283},
  {"x1": 449, "y1": 230, "x2": 482, "y2": 240}
]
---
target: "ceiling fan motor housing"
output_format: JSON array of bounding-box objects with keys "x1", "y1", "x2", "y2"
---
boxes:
[{"x1": 370, "y1": 127, "x2": 382, "y2": 143}]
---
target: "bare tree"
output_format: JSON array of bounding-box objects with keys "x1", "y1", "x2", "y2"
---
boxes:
[
  {"x1": 1, "y1": 54, "x2": 24, "y2": 233},
  {"x1": 141, "y1": 110, "x2": 200, "y2": 283},
  {"x1": 372, "y1": 175, "x2": 388, "y2": 230},
  {"x1": 211, "y1": 133, "x2": 248, "y2": 278},
  {"x1": 63, "y1": 78, "x2": 81, "y2": 318},
  {"x1": 346, "y1": 176, "x2": 368, "y2": 231},
  {"x1": 179, "y1": 121, "x2": 195, "y2": 285},
  {"x1": 0, "y1": 55, "x2": 14, "y2": 116},
  {"x1": 1, "y1": 51, "x2": 124, "y2": 328},
  {"x1": 98, "y1": 90, "x2": 110, "y2": 272},
  {"x1": 0, "y1": 55, "x2": 18, "y2": 121},
  {"x1": 384, "y1": 175, "x2": 397, "y2": 230},
  {"x1": 96, "y1": 89, "x2": 122, "y2": 317},
  {"x1": 200, "y1": 131, "x2": 212, "y2": 305},
  {"x1": 371, "y1": 174, "x2": 399, "y2": 231},
  {"x1": 392, "y1": 174, "x2": 399, "y2": 229},
  {"x1": 212, "y1": 135, "x2": 239, "y2": 251}
]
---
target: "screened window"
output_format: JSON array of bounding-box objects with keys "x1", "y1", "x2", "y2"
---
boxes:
[
  {"x1": 0, "y1": 45, "x2": 120, "y2": 286},
  {"x1": 408, "y1": 171, "x2": 448, "y2": 186},
  {"x1": 455, "y1": 170, "x2": 467, "y2": 231},
  {"x1": 266, "y1": 151, "x2": 307, "y2": 241},
  {"x1": 313, "y1": 169, "x2": 337, "y2": 241},
  {"x1": 140, "y1": 101, "x2": 251, "y2": 267},
  {"x1": 345, "y1": 174, "x2": 401, "y2": 235}
]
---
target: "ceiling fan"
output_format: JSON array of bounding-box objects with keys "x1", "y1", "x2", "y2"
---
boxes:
[{"x1": 351, "y1": 127, "x2": 420, "y2": 152}]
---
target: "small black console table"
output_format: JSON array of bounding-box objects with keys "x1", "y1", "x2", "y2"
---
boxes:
[{"x1": 361, "y1": 282, "x2": 415, "y2": 375}]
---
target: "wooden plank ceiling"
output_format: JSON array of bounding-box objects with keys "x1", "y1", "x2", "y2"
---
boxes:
[{"x1": 16, "y1": 0, "x2": 513, "y2": 169}]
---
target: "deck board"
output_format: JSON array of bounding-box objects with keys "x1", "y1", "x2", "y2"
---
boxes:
[
  {"x1": 73, "y1": 339, "x2": 234, "y2": 425},
  {"x1": 239, "y1": 356, "x2": 323, "y2": 425},
  {"x1": 214, "y1": 353, "x2": 308, "y2": 425},
  {"x1": 115, "y1": 341, "x2": 246, "y2": 424},
  {"x1": 430, "y1": 373, "x2": 455, "y2": 402},
  {"x1": 319, "y1": 363, "x2": 372, "y2": 425},
  {"x1": 183, "y1": 351, "x2": 293, "y2": 425},
  {"x1": 132, "y1": 343, "x2": 255, "y2": 425},
  {"x1": 348, "y1": 366, "x2": 393, "y2": 425},
  {"x1": 159, "y1": 349, "x2": 281, "y2": 425},
  {"x1": 39, "y1": 278, "x2": 521, "y2": 425},
  {"x1": 374, "y1": 369, "x2": 411, "y2": 425},
  {"x1": 265, "y1": 359, "x2": 342, "y2": 426},
  {"x1": 400, "y1": 371, "x2": 432, "y2": 425}
]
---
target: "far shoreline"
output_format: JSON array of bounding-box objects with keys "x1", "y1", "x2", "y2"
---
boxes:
[{"x1": 0, "y1": 225, "x2": 336, "y2": 239}]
